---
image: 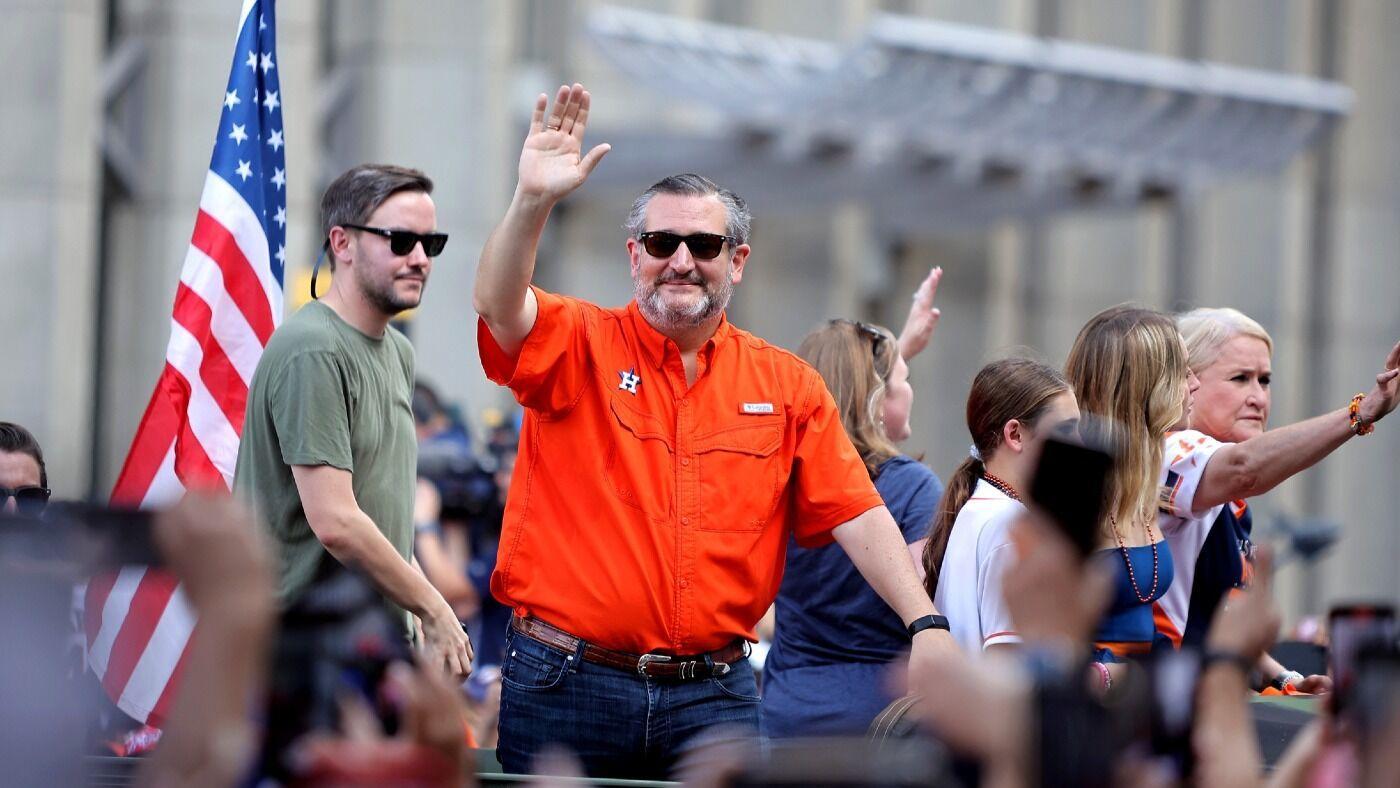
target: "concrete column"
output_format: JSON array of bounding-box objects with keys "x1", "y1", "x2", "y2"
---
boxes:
[
  {"x1": 0, "y1": 1, "x2": 104, "y2": 497},
  {"x1": 1314, "y1": 0, "x2": 1400, "y2": 607}
]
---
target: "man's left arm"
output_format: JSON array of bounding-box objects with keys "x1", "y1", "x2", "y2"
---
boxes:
[{"x1": 833, "y1": 506, "x2": 959, "y2": 662}]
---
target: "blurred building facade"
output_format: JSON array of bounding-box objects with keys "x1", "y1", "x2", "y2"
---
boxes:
[{"x1": 4, "y1": 0, "x2": 1397, "y2": 616}]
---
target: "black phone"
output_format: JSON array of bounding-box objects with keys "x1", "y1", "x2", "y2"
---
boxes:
[
  {"x1": 50, "y1": 501, "x2": 163, "y2": 569},
  {"x1": 1330, "y1": 603, "x2": 1397, "y2": 715},
  {"x1": 1029, "y1": 435, "x2": 1113, "y2": 558},
  {"x1": 0, "y1": 502, "x2": 161, "y2": 575}
]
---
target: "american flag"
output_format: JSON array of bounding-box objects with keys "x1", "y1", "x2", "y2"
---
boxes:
[{"x1": 85, "y1": 0, "x2": 285, "y2": 726}]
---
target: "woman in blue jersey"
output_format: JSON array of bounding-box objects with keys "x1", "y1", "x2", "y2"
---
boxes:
[
  {"x1": 762, "y1": 270, "x2": 945, "y2": 738},
  {"x1": 1065, "y1": 306, "x2": 1192, "y2": 666}
]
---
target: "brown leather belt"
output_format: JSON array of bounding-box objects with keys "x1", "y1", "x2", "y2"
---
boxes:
[{"x1": 510, "y1": 614, "x2": 749, "y2": 681}]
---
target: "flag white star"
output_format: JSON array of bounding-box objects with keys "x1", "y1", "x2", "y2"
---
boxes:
[
  {"x1": 245, "y1": 50, "x2": 258, "y2": 70},
  {"x1": 275, "y1": 244, "x2": 287, "y2": 265},
  {"x1": 259, "y1": 14, "x2": 266, "y2": 30},
  {"x1": 260, "y1": 52, "x2": 275, "y2": 74},
  {"x1": 271, "y1": 166, "x2": 286, "y2": 190},
  {"x1": 235, "y1": 159, "x2": 253, "y2": 181},
  {"x1": 228, "y1": 123, "x2": 248, "y2": 145},
  {"x1": 263, "y1": 90, "x2": 280, "y2": 113},
  {"x1": 274, "y1": 205, "x2": 287, "y2": 229},
  {"x1": 266, "y1": 128, "x2": 284, "y2": 152},
  {"x1": 223, "y1": 89, "x2": 240, "y2": 111}
]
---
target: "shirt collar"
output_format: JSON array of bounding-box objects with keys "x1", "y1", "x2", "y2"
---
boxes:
[{"x1": 627, "y1": 300, "x2": 732, "y2": 370}]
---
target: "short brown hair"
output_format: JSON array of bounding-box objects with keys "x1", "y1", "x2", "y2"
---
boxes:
[
  {"x1": 319, "y1": 164, "x2": 434, "y2": 269},
  {"x1": 0, "y1": 421, "x2": 47, "y2": 488}
]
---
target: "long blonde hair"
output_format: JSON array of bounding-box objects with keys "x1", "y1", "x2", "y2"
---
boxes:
[
  {"x1": 1065, "y1": 305, "x2": 1189, "y2": 537},
  {"x1": 797, "y1": 320, "x2": 902, "y2": 477}
]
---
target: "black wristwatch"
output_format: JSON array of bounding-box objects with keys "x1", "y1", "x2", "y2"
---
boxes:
[{"x1": 907, "y1": 614, "x2": 951, "y2": 639}]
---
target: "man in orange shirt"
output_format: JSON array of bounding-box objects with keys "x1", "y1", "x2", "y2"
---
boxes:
[{"x1": 473, "y1": 83, "x2": 954, "y2": 778}]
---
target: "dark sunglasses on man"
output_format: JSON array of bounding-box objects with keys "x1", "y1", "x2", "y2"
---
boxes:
[
  {"x1": 637, "y1": 231, "x2": 736, "y2": 261},
  {"x1": 311, "y1": 224, "x2": 450, "y2": 300},
  {"x1": 342, "y1": 224, "x2": 449, "y2": 257},
  {"x1": 0, "y1": 485, "x2": 51, "y2": 515}
]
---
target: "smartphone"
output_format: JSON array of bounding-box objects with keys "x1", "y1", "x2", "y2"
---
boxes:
[
  {"x1": 49, "y1": 501, "x2": 163, "y2": 569},
  {"x1": 1330, "y1": 604, "x2": 1397, "y2": 714},
  {"x1": 1029, "y1": 435, "x2": 1113, "y2": 558},
  {"x1": 1352, "y1": 645, "x2": 1400, "y2": 742},
  {"x1": 0, "y1": 502, "x2": 161, "y2": 575}
]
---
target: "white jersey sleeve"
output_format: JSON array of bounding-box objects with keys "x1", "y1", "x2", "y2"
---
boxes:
[
  {"x1": 1158, "y1": 430, "x2": 1227, "y2": 519},
  {"x1": 976, "y1": 538, "x2": 1022, "y2": 649}
]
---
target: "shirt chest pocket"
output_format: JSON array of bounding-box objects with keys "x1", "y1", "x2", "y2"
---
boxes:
[
  {"x1": 695, "y1": 415, "x2": 786, "y2": 532},
  {"x1": 605, "y1": 396, "x2": 675, "y2": 520}
]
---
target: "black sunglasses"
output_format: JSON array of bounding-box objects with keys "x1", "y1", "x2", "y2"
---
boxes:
[
  {"x1": 1, "y1": 485, "x2": 51, "y2": 514},
  {"x1": 343, "y1": 224, "x2": 449, "y2": 257},
  {"x1": 637, "y1": 231, "x2": 736, "y2": 261}
]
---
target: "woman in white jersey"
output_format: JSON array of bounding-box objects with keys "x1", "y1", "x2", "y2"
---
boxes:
[
  {"x1": 1157, "y1": 307, "x2": 1400, "y2": 692},
  {"x1": 921, "y1": 358, "x2": 1080, "y2": 653}
]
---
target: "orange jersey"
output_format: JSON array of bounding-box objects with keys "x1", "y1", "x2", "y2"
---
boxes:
[{"x1": 478, "y1": 289, "x2": 883, "y2": 654}]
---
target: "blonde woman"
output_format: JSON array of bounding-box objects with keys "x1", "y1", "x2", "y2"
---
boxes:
[
  {"x1": 1159, "y1": 307, "x2": 1400, "y2": 692},
  {"x1": 764, "y1": 270, "x2": 945, "y2": 738},
  {"x1": 1067, "y1": 305, "x2": 1400, "y2": 669},
  {"x1": 1065, "y1": 305, "x2": 1190, "y2": 664}
]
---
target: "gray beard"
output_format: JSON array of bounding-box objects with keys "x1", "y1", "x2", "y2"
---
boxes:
[{"x1": 634, "y1": 274, "x2": 733, "y2": 331}]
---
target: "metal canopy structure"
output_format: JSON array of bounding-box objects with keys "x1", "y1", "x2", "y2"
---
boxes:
[{"x1": 584, "y1": 7, "x2": 1353, "y2": 232}]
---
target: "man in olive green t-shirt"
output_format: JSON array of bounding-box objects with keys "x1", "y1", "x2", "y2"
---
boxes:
[{"x1": 233, "y1": 164, "x2": 472, "y2": 678}]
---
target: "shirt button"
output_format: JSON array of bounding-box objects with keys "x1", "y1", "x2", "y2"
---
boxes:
[
  {"x1": 680, "y1": 578, "x2": 690, "y2": 588},
  {"x1": 681, "y1": 457, "x2": 691, "y2": 466},
  {"x1": 681, "y1": 516, "x2": 690, "y2": 525}
]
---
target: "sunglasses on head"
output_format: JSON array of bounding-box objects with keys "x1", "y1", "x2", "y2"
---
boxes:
[
  {"x1": 343, "y1": 224, "x2": 449, "y2": 257},
  {"x1": 1, "y1": 485, "x2": 51, "y2": 514},
  {"x1": 637, "y1": 231, "x2": 736, "y2": 261},
  {"x1": 831, "y1": 318, "x2": 892, "y2": 359}
]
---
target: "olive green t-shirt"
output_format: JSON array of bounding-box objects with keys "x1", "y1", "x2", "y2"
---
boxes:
[{"x1": 233, "y1": 301, "x2": 417, "y2": 632}]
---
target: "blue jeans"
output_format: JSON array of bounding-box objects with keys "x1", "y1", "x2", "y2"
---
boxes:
[{"x1": 496, "y1": 628, "x2": 761, "y2": 779}]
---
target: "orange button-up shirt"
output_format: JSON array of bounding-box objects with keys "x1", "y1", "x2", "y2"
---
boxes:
[{"x1": 478, "y1": 288, "x2": 884, "y2": 654}]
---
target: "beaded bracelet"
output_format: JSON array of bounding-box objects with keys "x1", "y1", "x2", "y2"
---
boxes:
[{"x1": 1349, "y1": 393, "x2": 1375, "y2": 436}]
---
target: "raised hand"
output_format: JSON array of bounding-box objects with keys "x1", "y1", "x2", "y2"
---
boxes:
[
  {"x1": 897, "y1": 266, "x2": 942, "y2": 362},
  {"x1": 518, "y1": 83, "x2": 611, "y2": 203},
  {"x1": 1359, "y1": 340, "x2": 1400, "y2": 426}
]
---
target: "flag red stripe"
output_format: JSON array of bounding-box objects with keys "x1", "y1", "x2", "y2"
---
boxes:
[
  {"x1": 109, "y1": 365, "x2": 185, "y2": 506},
  {"x1": 191, "y1": 209, "x2": 276, "y2": 345},
  {"x1": 101, "y1": 570, "x2": 179, "y2": 702},
  {"x1": 172, "y1": 283, "x2": 248, "y2": 431},
  {"x1": 161, "y1": 364, "x2": 229, "y2": 492},
  {"x1": 84, "y1": 571, "x2": 121, "y2": 646},
  {"x1": 147, "y1": 625, "x2": 194, "y2": 727}
]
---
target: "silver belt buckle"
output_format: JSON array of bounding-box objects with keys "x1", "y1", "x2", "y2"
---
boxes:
[{"x1": 637, "y1": 653, "x2": 672, "y2": 677}]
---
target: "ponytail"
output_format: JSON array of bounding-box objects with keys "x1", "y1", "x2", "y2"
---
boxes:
[{"x1": 922, "y1": 456, "x2": 983, "y2": 598}]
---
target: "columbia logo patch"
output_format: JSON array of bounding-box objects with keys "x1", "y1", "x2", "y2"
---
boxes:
[{"x1": 741, "y1": 402, "x2": 775, "y2": 414}]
